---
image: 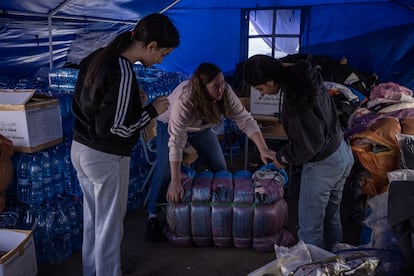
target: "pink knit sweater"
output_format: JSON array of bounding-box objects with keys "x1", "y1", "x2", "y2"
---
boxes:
[{"x1": 158, "y1": 80, "x2": 260, "y2": 162}]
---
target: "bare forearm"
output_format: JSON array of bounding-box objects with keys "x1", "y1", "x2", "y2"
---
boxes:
[
  {"x1": 167, "y1": 160, "x2": 184, "y2": 203},
  {"x1": 170, "y1": 161, "x2": 181, "y2": 182},
  {"x1": 250, "y1": 131, "x2": 269, "y2": 152}
]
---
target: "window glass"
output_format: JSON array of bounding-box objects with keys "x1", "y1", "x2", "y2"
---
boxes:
[
  {"x1": 275, "y1": 37, "x2": 300, "y2": 58},
  {"x1": 275, "y1": 9, "x2": 300, "y2": 34},
  {"x1": 249, "y1": 10, "x2": 273, "y2": 36},
  {"x1": 248, "y1": 37, "x2": 271, "y2": 57},
  {"x1": 247, "y1": 8, "x2": 301, "y2": 59}
]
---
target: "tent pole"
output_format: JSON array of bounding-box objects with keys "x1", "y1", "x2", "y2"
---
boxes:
[
  {"x1": 53, "y1": 15, "x2": 135, "y2": 24},
  {"x1": 48, "y1": 16, "x2": 53, "y2": 70},
  {"x1": 2, "y1": 9, "x2": 135, "y2": 24},
  {"x1": 159, "y1": 0, "x2": 180, "y2": 14},
  {"x1": 1, "y1": 10, "x2": 46, "y2": 18},
  {"x1": 48, "y1": 0, "x2": 72, "y2": 70}
]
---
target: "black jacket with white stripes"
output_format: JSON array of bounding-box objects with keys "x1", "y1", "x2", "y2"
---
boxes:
[{"x1": 72, "y1": 48, "x2": 158, "y2": 156}]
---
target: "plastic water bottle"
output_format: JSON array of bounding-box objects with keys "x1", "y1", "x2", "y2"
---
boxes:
[
  {"x1": 63, "y1": 151, "x2": 82, "y2": 198},
  {"x1": 64, "y1": 155, "x2": 82, "y2": 197},
  {"x1": 138, "y1": 141, "x2": 150, "y2": 181},
  {"x1": 65, "y1": 199, "x2": 82, "y2": 252},
  {"x1": 51, "y1": 147, "x2": 64, "y2": 196},
  {"x1": 21, "y1": 206, "x2": 38, "y2": 230},
  {"x1": 27, "y1": 154, "x2": 44, "y2": 206},
  {"x1": 33, "y1": 207, "x2": 53, "y2": 263},
  {"x1": 0, "y1": 211, "x2": 19, "y2": 228},
  {"x1": 16, "y1": 153, "x2": 30, "y2": 204},
  {"x1": 51, "y1": 203, "x2": 73, "y2": 263},
  {"x1": 127, "y1": 145, "x2": 141, "y2": 211},
  {"x1": 62, "y1": 91, "x2": 74, "y2": 137},
  {"x1": 41, "y1": 151, "x2": 54, "y2": 203}
]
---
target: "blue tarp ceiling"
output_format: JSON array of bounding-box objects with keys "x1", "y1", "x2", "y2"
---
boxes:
[{"x1": 1, "y1": 0, "x2": 414, "y2": 89}]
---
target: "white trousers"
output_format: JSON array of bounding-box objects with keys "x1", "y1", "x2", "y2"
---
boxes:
[{"x1": 71, "y1": 141, "x2": 130, "y2": 276}]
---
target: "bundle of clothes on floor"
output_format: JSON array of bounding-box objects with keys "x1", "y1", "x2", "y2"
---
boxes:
[{"x1": 164, "y1": 165, "x2": 296, "y2": 252}]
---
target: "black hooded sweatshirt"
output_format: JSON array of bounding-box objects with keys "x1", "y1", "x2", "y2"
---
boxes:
[
  {"x1": 72, "y1": 49, "x2": 158, "y2": 156},
  {"x1": 276, "y1": 60, "x2": 343, "y2": 166}
]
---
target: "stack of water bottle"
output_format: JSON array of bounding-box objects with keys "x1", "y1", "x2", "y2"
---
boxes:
[
  {"x1": 127, "y1": 139, "x2": 156, "y2": 211},
  {"x1": 129, "y1": 65, "x2": 187, "y2": 210},
  {"x1": 46, "y1": 65, "x2": 187, "y2": 212},
  {"x1": 0, "y1": 65, "x2": 188, "y2": 263},
  {"x1": 48, "y1": 68, "x2": 79, "y2": 138},
  {"x1": 0, "y1": 73, "x2": 81, "y2": 264},
  {"x1": 0, "y1": 75, "x2": 49, "y2": 91},
  {"x1": 48, "y1": 68, "x2": 79, "y2": 91},
  {"x1": 13, "y1": 140, "x2": 83, "y2": 264},
  {"x1": 134, "y1": 64, "x2": 188, "y2": 101}
]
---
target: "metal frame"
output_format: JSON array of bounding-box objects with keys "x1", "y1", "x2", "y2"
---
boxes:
[{"x1": 1, "y1": 0, "x2": 180, "y2": 70}]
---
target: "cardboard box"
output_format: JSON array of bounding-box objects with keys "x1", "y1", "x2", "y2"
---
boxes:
[
  {"x1": 0, "y1": 229, "x2": 38, "y2": 276},
  {"x1": 250, "y1": 87, "x2": 282, "y2": 115},
  {"x1": 0, "y1": 89, "x2": 63, "y2": 153}
]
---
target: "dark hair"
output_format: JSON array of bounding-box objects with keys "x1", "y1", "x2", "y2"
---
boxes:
[
  {"x1": 187, "y1": 63, "x2": 231, "y2": 124},
  {"x1": 243, "y1": 54, "x2": 284, "y2": 86},
  {"x1": 85, "y1": 13, "x2": 179, "y2": 86},
  {"x1": 243, "y1": 54, "x2": 319, "y2": 113}
]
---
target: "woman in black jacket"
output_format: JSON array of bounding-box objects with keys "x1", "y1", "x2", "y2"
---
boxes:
[
  {"x1": 71, "y1": 13, "x2": 179, "y2": 276},
  {"x1": 243, "y1": 54, "x2": 354, "y2": 250}
]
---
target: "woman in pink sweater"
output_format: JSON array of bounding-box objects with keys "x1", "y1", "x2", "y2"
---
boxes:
[{"x1": 146, "y1": 62, "x2": 274, "y2": 241}]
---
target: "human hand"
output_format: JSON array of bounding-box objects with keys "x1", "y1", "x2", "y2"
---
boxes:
[
  {"x1": 151, "y1": 96, "x2": 169, "y2": 115},
  {"x1": 166, "y1": 180, "x2": 184, "y2": 203},
  {"x1": 259, "y1": 148, "x2": 276, "y2": 165}
]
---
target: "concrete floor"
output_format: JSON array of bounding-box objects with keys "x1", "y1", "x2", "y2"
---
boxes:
[
  {"x1": 38, "y1": 207, "x2": 277, "y2": 276},
  {"x1": 37, "y1": 140, "x2": 362, "y2": 275},
  {"x1": 38, "y1": 174, "x2": 361, "y2": 276}
]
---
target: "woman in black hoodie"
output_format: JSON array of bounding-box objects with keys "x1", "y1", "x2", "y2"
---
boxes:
[
  {"x1": 243, "y1": 54, "x2": 354, "y2": 250},
  {"x1": 71, "y1": 14, "x2": 179, "y2": 276}
]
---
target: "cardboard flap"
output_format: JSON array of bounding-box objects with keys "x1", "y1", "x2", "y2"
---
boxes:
[{"x1": 0, "y1": 89, "x2": 36, "y2": 105}]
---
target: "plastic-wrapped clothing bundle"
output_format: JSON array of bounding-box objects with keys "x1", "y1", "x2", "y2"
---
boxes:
[
  {"x1": 350, "y1": 116, "x2": 401, "y2": 196},
  {"x1": 165, "y1": 167, "x2": 194, "y2": 246},
  {"x1": 165, "y1": 166, "x2": 296, "y2": 251},
  {"x1": 369, "y1": 82, "x2": 413, "y2": 101},
  {"x1": 191, "y1": 170, "x2": 214, "y2": 246},
  {"x1": 211, "y1": 170, "x2": 234, "y2": 247},
  {"x1": 233, "y1": 170, "x2": 255, "y2": 248}
]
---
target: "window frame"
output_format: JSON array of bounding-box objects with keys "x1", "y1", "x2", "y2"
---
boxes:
[{"x1": 240, "y1": 7, "x2": 303, "y2": 60}]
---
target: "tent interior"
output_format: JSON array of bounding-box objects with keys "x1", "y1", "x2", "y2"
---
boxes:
[
  {"x1": 1, "y1": 0, "x2": 414, "y2": 90},
  {"x1": 2, "y1": 2, "x2": 414, "y2": 274}
]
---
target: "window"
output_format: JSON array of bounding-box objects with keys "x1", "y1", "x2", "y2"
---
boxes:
[{"x1": 245, "y1": 8, "x2": 301, "y2": 59}]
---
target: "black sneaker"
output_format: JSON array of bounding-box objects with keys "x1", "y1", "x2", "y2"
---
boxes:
[{"x1": 145, "y1": 218, "x2": 165, "y2": 242}]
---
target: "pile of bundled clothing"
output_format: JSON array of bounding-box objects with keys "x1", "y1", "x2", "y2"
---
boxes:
[
  {"x1": 164, "y1": 165, "x2": 296, "y2": 252},
  {"x1": 346, "y1": 81, "x2": 414, "y2": 274}
]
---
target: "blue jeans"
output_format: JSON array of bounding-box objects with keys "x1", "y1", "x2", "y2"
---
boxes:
[
  {"x1": 297, "y1": 139, "x2": 354, "y2": 250},
  {"x1": 147, "y1": 121, "x2": 227, "y2": 215}
]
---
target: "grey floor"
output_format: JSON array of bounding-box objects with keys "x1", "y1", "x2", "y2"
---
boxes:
[
  {"x1": 37, "y1": 141, "x2": 362, "y2": 275},
  {"x1": 38, "y1": 207, "x2": 280, "y2": 276},
  {"x1": 37, "y1": 178, "x2": 361, "y2": 276}
]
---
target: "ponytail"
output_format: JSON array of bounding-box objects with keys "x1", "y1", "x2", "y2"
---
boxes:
[{"x1": 84, "y1": 13, "x2": 179, "y2": 87}]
